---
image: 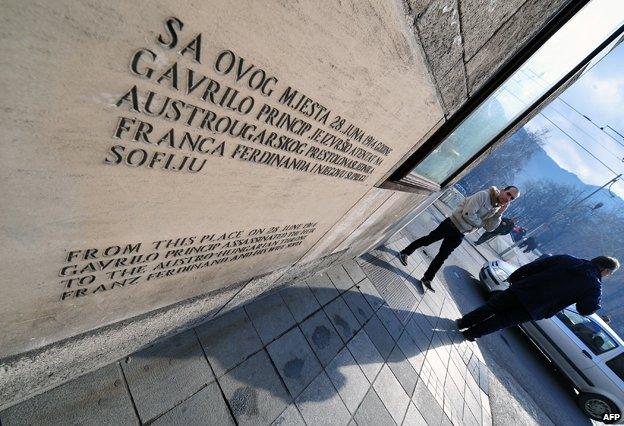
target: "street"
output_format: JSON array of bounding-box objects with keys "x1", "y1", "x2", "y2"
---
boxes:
[{"x1": 406, "y1": 207, "x2": 594, "y2": 425}]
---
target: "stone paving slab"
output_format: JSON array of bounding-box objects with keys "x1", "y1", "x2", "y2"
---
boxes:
[
  {"x1": 219, "y1": 350, "x2": 290, "y2": 425},
  {"x1": 364, "y1": 314, "x2": 395, "y2": 360},
  {"x1": 343, "y1": 259, "x2": 367, "y2": 284},
  {"x1": 386, "y1": 344, "x2": 419, "y2": 398},
  {"x1": 372, "y1": 364, "x2": 410, "y2": 424},
  {"x1": 324, "y1": 296, "x2": 360, "y2": 343},
  {"x1": 121, "y1": 330, "x2": 214, "y2": 423},
  {"x1": 306, "y1": 271, "x2": 340, "y2": 306},
  {"x1": 272, "y1": 404, "x2": 305, "y2": 425},
  {"x1": 151, "y1": 382, "x2": 234, "y2": 426},
  {"x1": 300, "y1": 309, "x2": 345, "y2": 367},
  {"x1": 0, "y1": 364, "x2": 137, "y2": 426},
  {"x1": 195, "y1": 306, "x2": 263, "y2": 378},
  {"x1": 353, "y1": 387, "x2": 395, "y2": 426},
  {"x1": 325, "y1": 347, "x2": 369, "y2": 414},
  {"x1": 245, "y1": 292, "x2": 296, "y2": 345},
  {"x1": 1, "y1": 233, "x2": 494, "y2": 425},
  {"x1": 267, "y1": 327, "x2": 322, "y2": 398},
  {"x1": 347, "y1": 329, "x2": 384, "y2": 383},
  {"x1": 295, "y1": 371, "x2": 351, "y2": 426},
  {"x1": 327, "y1": 265, "x2": 356, "y2": 293},
  {"x1": 342, "y1": 288, "x2": 375, "y2": 326},
  {"x1": 280, "y1": 280, "x2": 321, "y2": 323}
]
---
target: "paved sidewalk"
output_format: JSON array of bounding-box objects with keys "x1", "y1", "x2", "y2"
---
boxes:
[{"x1": 1, "y1": 232, "x2": 493, "y2": 425}]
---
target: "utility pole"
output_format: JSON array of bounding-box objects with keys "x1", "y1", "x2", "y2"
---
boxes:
[{"x1": 500, "y1": 173, "x2": 622, "y2": 257}]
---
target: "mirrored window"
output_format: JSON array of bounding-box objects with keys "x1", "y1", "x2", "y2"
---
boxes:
[
  {"x1": 557, "y1": 309, "x2": 618, "y2": 355},
  {"x1": 411, "y1": 0, "x2": 624, "y2": 184}
]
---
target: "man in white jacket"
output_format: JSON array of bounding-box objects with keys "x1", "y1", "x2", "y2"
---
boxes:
[{"x1": 399, "y1": 185, "x2": 520, "y2": 292}]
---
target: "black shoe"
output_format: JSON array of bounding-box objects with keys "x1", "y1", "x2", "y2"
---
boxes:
[
  {"x1": 398, "y1": 252, "x2": 408, "y2": 266},
  {"x1": 455, "y1": 318, "x2": 466, "y2": 330},
  {"x1": 421, "y1": 278, "x2": 435, "y2": 292},
  {"x1": 461, "y1": 330, "x2": 475, "y2": 342}
]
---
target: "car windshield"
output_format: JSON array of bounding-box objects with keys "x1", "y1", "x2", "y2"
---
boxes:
[{"x1": 557, "y1": 309, "x2": 618, "y2": 355}]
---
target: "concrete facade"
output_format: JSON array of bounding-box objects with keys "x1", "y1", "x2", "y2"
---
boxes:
[{"x1": 0, "y1": 0, "x2": 571, "y2": 409}]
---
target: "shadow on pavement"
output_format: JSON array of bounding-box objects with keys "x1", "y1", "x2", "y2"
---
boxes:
[
  {"x1": 441, "y1": 265, "x2": 591, "y2": 426},
  {"x1": 117, "y1": 285, "x2": 459, "y2": 424},
  {"x1": 359, "y1": 251, "x2": 424, "y2": 294}
]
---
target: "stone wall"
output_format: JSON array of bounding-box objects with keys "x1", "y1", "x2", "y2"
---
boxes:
[
  {"x1": 407, "y1": 0, "x2": 569, "y2": 116},
  {"x1": 0, "y1": 0, "x2": 571, "y2": 409}
]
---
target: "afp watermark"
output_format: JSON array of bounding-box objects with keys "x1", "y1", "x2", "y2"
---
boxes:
[{"x1": 603, "y1": 413, "x2": 621, "y2": 422}]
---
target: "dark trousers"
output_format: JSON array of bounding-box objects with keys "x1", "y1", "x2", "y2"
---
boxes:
[
  {"x1": 401, "y1": 218, "x2": 463, "y2": 281},
  {"x1": 460, "y1": 290, "x2": 531, "y2": 338},
  {"x1": 475, "y1": 231, "x2": 496, "y2": 245}
]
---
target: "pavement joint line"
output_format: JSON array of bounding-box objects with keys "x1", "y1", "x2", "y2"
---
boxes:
[
  {"x1": 192, "y1": 328, "x2": 238, "y2": 426},
  {"x1": 116, "y1": 362, "x2": 142, "y2": 424}
]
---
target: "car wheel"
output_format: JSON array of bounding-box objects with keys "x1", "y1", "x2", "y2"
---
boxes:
[{"x1": 577, "y1": 393, "x2": 620, "y2": 422}]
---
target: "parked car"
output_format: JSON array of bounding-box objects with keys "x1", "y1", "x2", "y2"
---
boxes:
[{"x1": 478, "y1": 260, "x2": 624, "y2": 422}]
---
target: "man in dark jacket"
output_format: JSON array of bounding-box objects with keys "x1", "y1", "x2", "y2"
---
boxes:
[
  {"x1": 456, "y1": 255, "x2": 619, "y2": 341},
  {"x1": 474, "y1": 216, "x2": 516, "y2": 245}
]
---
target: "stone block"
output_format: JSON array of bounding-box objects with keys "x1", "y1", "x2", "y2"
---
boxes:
[
  {"x1": 466, "y1": 0, "x2": 567, "y2": 93},
  {"x1": 353, "y1": 387, "x2": 394, "y2": 426},
  {"x1": 121, "y1": 330, "x2": 214, "y2": 423},
  {"x1": 412, "y1": 380, "x2": 443, "y2": 426},
  {"x1": 342, "y1": 289, "x2": 374, "y2": 326},
  {"x1": 403, "y1": 402, "x2": 428, "y2": 425},
  {"x1": 397, "y1": 330, "x2": 426, "y2": 375},
  {"x1": 245, "y1": 293, "x2": 296, "y2": 345},
  {"x1": 416, "y1": 0, "x2": 463, "y2": 81},
  {"x1": 325, "y1": 347, "x2": 370, "y2": 414},
  {"x1": 372, "y1": 364, "x2": 410, "y2": 424},
  {"x1": 386, "y1": 344, "x2": 418, "y2": 398},
  {"x1": 306, "y1": 272, "x2": 340, "y2": 306},
  {"x1": 407, "y1": 0, "x2": 435, "y2": 17},
  {"x1": 279, "y1": 280, "x2": 321, "y2": 323},
  {"x1": 326, "y1": 265, "x2": 355, "y2": 293},
  {"x1": 364, "y1": 315, "x2": 395, "y2": 360},
  {"x1": 347, "y1": 329, "x2": 383, "y2": 383},
  {"x1": 272, "y1": 404, "x2": 305, "y2": 426},
  {"x1": 459, "y1": 0, "x2": 525, "y2": 59},
  {"x1": 342, "y1": 260, "x2": 367, "y2": 284},
  {"x1": 376, "y1": 303, "x2": 404, "y2": 340},
  {"x1": 300, "y1": 309, "x2": 344, "y2": 367},
  {"x1": 151, "y1": 382, "x2": 234, "y2": 426},
  {"x1": 295, "y1": 372, "x2": 351, "y2": 426},
  {"x1": 219, "y1": 350, "x2": 290, "y2": 425},
  {"x1": 196, "y1": 307, "x2": 263, "y2": 377},
  {"x1": 324, "y1": 296, "x2": 360, "y2": 343},
  {"x1": 437, "y1": 59, "x2": 468, "y2": 115},
  {"x1": 267, "y1": 327, "x2": 323, "y2": 398},
  {"x1": 0, "y1": 364, "x2": 136, "y2": 426}
]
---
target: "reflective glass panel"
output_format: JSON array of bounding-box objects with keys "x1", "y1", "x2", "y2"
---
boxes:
[{"x1": 412, "y1": 0, "x2": 624, "y2": 184}]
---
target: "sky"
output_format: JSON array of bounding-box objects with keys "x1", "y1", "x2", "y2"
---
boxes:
[
  {"x1": 507, "y1": 0, "x2": 624, "y2": 198},
  {"x1": 528, "y1": 41, "x2": 624, "y2": 198}
]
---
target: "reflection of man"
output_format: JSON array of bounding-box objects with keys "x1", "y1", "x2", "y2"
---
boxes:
[
  {"x1": 399, "y1": 186, "x2": 520, "y2": 292},
  {"x1": 518, "y1": 236, "x2": 538, "y2": 253},
  {"x1": 457, "y1": 255, "x2": 619, "y2": 341},
  {"x1": 474, "y1": 216, "x2": 516, "y2": 245},
  {"x1": 511, "y1": 226, "x2": 526, "y2": 242}
]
